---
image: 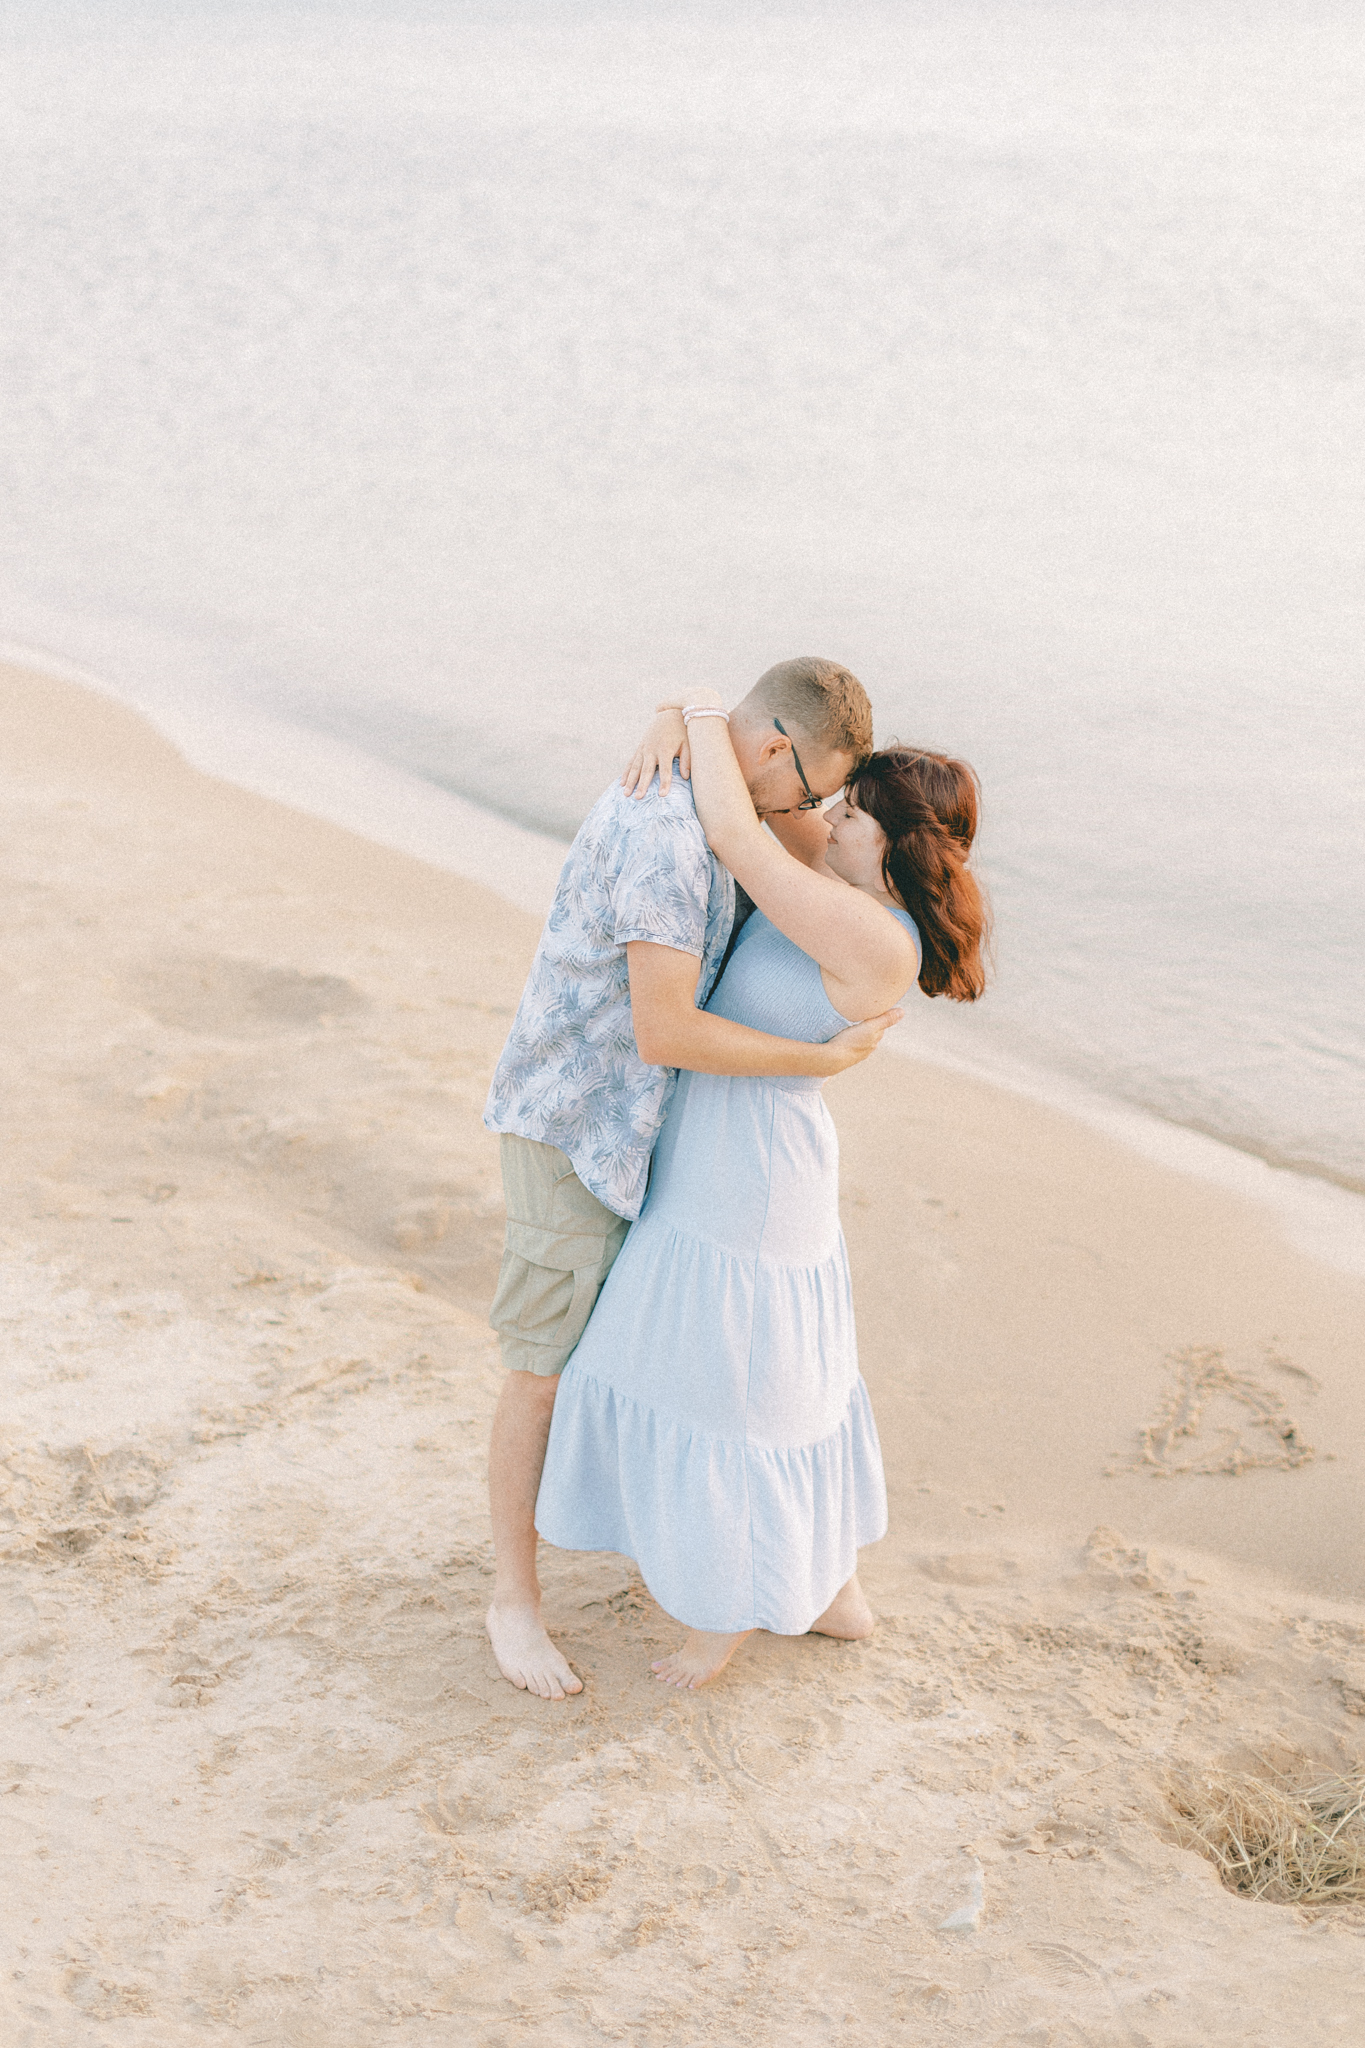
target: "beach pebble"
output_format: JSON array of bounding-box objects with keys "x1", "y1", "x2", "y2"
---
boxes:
[{"x1": 939, "y1": 1864, "x2": 985, "y2": 1932}]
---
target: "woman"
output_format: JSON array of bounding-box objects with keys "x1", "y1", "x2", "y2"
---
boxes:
[{"x1": 534, "y1": 690, "x2": 988, "y2": 1687}]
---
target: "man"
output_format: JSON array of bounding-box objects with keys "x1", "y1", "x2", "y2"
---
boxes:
[{"x1": 482, "y1": 657, "x2": 898, "y2": 1698}]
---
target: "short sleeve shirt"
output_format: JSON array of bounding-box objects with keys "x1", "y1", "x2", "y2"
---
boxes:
[{"x1": 483, "y1": 776, "x2": 735, "y2": 1220}]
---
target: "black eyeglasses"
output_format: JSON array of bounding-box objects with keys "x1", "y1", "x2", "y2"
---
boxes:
[{"x1": 773, "y1": 718, "x2": 825, "y2": 811}]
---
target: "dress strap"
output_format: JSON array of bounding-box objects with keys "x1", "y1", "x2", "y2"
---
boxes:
[{"x1": 884, "y1": 902, "x2": 923, "y2": 973}]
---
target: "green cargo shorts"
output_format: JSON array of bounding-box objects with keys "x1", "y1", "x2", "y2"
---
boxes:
[{"x1": 489, "y1": 1134, "x2": 629, "y2": 1377}]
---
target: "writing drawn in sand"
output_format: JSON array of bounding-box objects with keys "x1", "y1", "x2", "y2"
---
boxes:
[{"x1": 1133, "y1": 1344, "x2": 1321, "y2": 1478}]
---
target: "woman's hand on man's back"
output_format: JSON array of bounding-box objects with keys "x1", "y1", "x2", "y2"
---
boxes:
[
  {"x1": 818, "y1": 1008, "x2": 904, "y2": 1074},
  {"x1": 622, "y1": 710, "x2": 690, "y2": 799}
]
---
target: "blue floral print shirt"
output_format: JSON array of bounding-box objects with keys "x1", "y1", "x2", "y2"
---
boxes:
[{"x1": 484, "y1": 775, "x2": 735, "y2": 1220}]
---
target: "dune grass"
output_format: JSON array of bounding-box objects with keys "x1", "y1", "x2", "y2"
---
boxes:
[{"x1": 1169, "y1": 1760, "x2": 1365, "y2": 1905}]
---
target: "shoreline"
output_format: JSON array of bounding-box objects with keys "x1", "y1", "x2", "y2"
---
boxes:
[
  {"x1": 6, "y1": 633, "x2": 1364, "y2": 1280},
  {"x1": 0, "y1": 635, "x2": 571, "y2": 919},
  {"x1": 884, "y1": 1020, "x2": 1365, "y2": 1282}
]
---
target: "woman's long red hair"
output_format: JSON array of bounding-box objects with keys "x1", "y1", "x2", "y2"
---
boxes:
[{"x1": 844, "y1": 748, "x2": 990, "y2": 1001}]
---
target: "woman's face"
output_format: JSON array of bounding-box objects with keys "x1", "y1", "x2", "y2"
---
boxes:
[{"x1": 823, "y1": 797, "x2": 890, "y2": 895}]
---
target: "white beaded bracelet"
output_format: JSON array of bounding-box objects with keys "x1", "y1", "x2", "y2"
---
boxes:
[{"x1": 681, "y1": 705, "x2": 730, "y2": 726}]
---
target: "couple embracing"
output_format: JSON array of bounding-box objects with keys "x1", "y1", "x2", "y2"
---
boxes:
[{"x1": 483, "y1": 658, "x2": 986, "y2": 1697}]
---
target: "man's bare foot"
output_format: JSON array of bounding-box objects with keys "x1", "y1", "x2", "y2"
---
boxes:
[
  {"x1": 486, "y1": 1602, "x2": 583, "y2": 1700},
  {"x1": 808, "y1": 1575, "x2": 875, "y2": 1640},
  {"x1": 650, "y1": 1628, "x2": 754, "y2": 1689}
]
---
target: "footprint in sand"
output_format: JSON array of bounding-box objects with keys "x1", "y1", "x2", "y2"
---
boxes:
[
  {"x1": 3, "y1": 1441, "x2": 165, "y2": 1560},
  {"x1": 134, "y1": 954, "x2": 367, "y2": 1037},
  {"x1": 919, "y1": 1553, "x2": 1019, "y2": 1586}
]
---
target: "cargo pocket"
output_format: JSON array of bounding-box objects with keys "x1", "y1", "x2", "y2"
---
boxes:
[
  {"x1": 489, "y1": 1245, "x2": 565, "y2": 1342},
  {"x1": 492, "y1": 1220, "x2": 618, "y2": 1360}
]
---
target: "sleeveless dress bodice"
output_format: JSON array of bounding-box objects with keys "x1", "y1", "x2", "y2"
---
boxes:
[
  {"x1": 534, "y1": 903, "x2": 921, "y2": 1635},
  {"x1": 706, "y1": 904, "x2": 921, "y2": 1067}
]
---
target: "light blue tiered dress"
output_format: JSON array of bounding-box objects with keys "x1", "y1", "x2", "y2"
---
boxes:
[{"x1": 534, "y1": 904, "x2": 921, "y2": 1635}]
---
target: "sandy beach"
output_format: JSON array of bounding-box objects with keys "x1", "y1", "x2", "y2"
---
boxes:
[{"x1": 4, "y1": 662, "x2": 1365, "y2": 2045}]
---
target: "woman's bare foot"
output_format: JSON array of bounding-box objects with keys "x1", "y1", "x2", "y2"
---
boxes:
[
  {"x1": 486, "y1": 1602, "x2": 583, "y2": 1701},
  {"x1": 651, "y1": 1628, "x2": 754, "y2": 1689},
  {"x1": 808, "y1": 1575, "x2": 875, "y2": 1640}
]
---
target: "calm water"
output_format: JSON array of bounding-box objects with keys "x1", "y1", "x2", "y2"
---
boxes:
[{"x1": 3, "y1": 1, "x2": 1363, "y2": 1188}]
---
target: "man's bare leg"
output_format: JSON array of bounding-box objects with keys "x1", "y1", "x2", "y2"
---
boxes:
[
  {"x1": 485, "y1": 1370, "x2": 583, "y2": 1700},
  {"x1": 651, "y1": 1629, "x2": 755, "y2": 1689},
  {"x1": 808, "y1": 1573, "x2": 875, "y2": 1640}
]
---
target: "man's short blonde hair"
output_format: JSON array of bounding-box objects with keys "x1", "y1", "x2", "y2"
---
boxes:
[{"x1": 745, "y1": 656, "x2": 873, "y2": 765}]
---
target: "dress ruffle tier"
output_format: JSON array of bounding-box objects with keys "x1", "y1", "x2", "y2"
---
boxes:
[{"x1": 538, "y1": 1360, "x2": 886, "y2": 1635}]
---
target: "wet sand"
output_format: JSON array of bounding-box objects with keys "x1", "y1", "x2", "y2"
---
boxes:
[{"x1": 4, "y1": 664, "x2": 1365, "y2": 2044}]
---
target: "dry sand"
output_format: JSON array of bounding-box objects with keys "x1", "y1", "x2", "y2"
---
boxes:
[{"x1": 4, "y1": 663, "x2": 1365, "y2": 2045}]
